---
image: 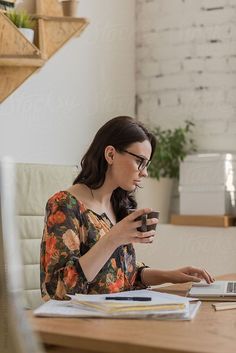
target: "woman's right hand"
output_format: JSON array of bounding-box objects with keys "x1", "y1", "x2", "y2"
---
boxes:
[{"x1": 108, "y1": 208, "x2": 159, "y2": 248}]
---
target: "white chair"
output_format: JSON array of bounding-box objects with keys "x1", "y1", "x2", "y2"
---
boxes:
[{"x1": 16, "y1": 163, "x2": 78, "y2": 309}]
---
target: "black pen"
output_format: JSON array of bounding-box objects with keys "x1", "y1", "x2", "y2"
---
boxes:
[{"x1": 105, "y1": 297, "x2": 152, "y2": 301}]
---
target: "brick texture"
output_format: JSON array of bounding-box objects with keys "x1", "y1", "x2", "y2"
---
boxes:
[{"x1": 136, "y1": 0, "x2": 236, "y2": 152}]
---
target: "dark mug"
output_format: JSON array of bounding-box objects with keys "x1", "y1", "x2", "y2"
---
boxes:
[{"x1": 129, "y1": 210, "x2": 159, "y2": 232}]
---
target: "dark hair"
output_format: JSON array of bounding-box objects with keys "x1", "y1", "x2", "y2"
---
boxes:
[{"x1": 74, "y1": 116, "x2": 156, "y2": 221}]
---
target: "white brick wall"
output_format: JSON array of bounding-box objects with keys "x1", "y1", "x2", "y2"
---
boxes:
[{"x1": 136, "y1": 0, "x2": 236, "y2": 152}]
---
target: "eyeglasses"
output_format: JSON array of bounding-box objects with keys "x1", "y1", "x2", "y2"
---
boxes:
[{"x1": 123, "y1": 150, "x2": 151, "y2": 171}]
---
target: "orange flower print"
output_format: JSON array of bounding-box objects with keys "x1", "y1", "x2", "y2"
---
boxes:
[
  {"x1": 73, "y1": 217, "x2": 80, "y2": 230},
  {"x1": 108, "y1": 282, "x2": 120, "y2": 292},
  {"x1": 111, "y1": 258, "x2": 117, "y2": 270},
  {"x1": 117, "y1": 268, "x2": 124, "y2": 279},
  {"x1": 48, "y1": 211, "x2": 66, "y2": 227},
  {"x1": 78, "y1": 224, "x2": 88, "y2": 243},
  {"x1": 45, "y1": 236, "x2": 57, "y2": 269},
  {"x1": 47, "y1": 235, "x2": 57, "y2": 253},
  {"x1": 62, "y1": 229, "x2": 80, "y2": 251},
  {"x1": 87, "y1": 212, "x2": 102, "y2": 229},
  {"x1": 108, "y1": 280, "x2": 123, "y2": 293},
  {"x1": 108, "y1": 268, "x2": 124, "y2": 292},
  {"x1": 51, "y1": 202, "x2": 58, "y2": 214},
  {"x1": 78, "y1": 200, "x2": 86, "y2": 213},
  {"x1": 55, "y1": 277, "x2": 67, "y2": 299},
  {"x1": 64, "y1": 266, "x2": 78, "y2": 288},
  {"x1": 49, "y1": 191, "x2": 67, "y2": 204},
  {"x1": 53, "y1": 210, "x2": 66, "y2": 223}
]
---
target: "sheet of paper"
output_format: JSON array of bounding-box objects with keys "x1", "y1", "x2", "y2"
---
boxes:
[{"x1": 75, "y1": 289, "x2": 193, "y2": 304}]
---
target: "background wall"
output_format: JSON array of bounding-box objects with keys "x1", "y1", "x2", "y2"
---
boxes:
[
  {"x1": 135, "y1": 0, "x2": 236, "y2": 276},
  {"x1": 136, "y1": 0, "x2": 236, "y2": 153},
  {"x1": 135, "y1": 224, "x2": 236, "y2": 277},
  {"x1": 0, "y1": 0, "x2": 135, "y2": 164}
]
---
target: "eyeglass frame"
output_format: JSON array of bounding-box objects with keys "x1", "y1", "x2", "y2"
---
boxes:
[{"x1": 122, "y1": 150, "x2": 151, "y2": 171}]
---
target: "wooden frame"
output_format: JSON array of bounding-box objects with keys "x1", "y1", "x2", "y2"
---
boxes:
[
  {"x1": 171, "y1": 214, "x2": 236, "y2": 227},
  {"x1": 0, "y1": 0, "x2": 88, "y2": 103}
]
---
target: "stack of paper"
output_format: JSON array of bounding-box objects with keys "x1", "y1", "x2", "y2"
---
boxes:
[
  {"x1": 71, "y1": 290, "x2": 187, "y2": 317},
  {"x1": 34, "y1": 290, "x2": 201, "y2": 320}
]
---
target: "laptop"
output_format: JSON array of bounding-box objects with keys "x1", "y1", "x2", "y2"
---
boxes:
[
  {"x1": 188, "y1": 281, "x2": 236, "y2": 301},
  {"x1": 0, "y1": 157, "x2": 44, "y2": 353}
]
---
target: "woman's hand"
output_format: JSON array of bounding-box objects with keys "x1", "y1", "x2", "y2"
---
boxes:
[
  {"x1": 166, "y1": 266, "x2": 215, "y2": 284},
  {"x1": 141, "y1": 266, "x2": 215, "y2": 286},
  {"x1": 108, "y1": 208, "x2": 159, "y2": 248}
]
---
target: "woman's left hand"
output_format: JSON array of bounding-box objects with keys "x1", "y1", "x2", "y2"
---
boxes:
[{"x1": 167, "y1": 266, "x2": 215, "y2": 284}]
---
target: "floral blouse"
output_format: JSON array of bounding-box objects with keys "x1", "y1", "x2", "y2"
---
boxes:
[{"x1": 40, "y1": 191, "x2": 148, "y2": 301}]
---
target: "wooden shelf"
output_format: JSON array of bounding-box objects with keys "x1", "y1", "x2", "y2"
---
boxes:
[
  {"x1": 0, "y1": 0, "x2": 89, "y2": 103},
  {"x1": 0, "y1": 57, "x2": 44, "y2": 67},
  {"x1": 35, "y1": 15, "x2": 88, "y2": 59},
  {"x1": 171, "y1": 214, "x2": 236, "y2": 227}
]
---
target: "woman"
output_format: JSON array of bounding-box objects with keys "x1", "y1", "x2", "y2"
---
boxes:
[{"x1": 40, "y1": 116, "x2": 214, "y2": 301}]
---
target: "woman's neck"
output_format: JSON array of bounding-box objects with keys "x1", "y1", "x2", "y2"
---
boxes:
[
  {"x1": 89, "y1": 186, "x2": 111, "y2": 209},
  {"x1": 67, "y1": 179, "x2": 117, "y2": 222}
]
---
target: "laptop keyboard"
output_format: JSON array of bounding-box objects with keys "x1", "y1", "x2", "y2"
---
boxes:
[{"x1": 226, "y1": 282, "x2": 236, "y2": 293}]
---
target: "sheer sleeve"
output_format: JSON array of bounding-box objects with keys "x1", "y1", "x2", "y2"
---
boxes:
[
  {"x1": 40, "y1": 191, "x2": 89, "y2": 301},
  {"x1": 133, "y1": 261, "x2": 150, "y2": 289}
]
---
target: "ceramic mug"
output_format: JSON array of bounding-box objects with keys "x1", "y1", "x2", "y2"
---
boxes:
[{"x1": 129, "y1": 209, "x2": 159, "y2": 232}]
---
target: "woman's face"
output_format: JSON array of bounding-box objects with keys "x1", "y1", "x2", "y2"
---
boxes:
[{"x1": 108, "y1": 140, "x2": 152, "y2": 191}]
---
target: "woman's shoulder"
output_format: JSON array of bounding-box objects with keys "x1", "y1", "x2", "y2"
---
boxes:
[
  {"x1": 47, "y1": 190, "x2": 87, "y2": 213},
  {"x1": 47, "y1": 190, "x2": 71, "y2": 205}
]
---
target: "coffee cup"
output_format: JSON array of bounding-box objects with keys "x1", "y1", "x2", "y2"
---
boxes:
[{"x1": 129, "y1": 210, "x2": 159, "y2": 232}]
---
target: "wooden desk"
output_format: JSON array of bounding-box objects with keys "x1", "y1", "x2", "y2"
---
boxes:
[{"x1": 30, "y1": 274, "x2": 236, "y2": 353}]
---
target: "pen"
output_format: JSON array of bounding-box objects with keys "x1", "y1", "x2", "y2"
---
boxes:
[{"x1": 105, "y1": 297, "x2": 152, "y2": 301}]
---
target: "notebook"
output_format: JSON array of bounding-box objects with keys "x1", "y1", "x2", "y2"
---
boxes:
[
  {"x1": 0, "y1": 157, "x2": 44, "y2": 353},
  {"x1": 188, "y1": 281, "x2": 236, "y2": 301}
]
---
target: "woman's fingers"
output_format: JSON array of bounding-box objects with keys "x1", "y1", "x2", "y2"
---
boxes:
[
  {"x1": 186, "y1": 266, "x2": 215, "y2": 284},
  {"x1": 133, "y1": 217, "x2": 159, "y2": 230},
  {"x1": 195, "y1": 269, "x2": 213, "y2": 284},
  {"x1": 145, "y1": 217, "x2": 159, "y2": 226},
  {"x1": 134, "y1": 236, "x2": 154, "y2": 244},
  {"x1": 168, "y1": 267, "x2": 215, "y2": 284},
  {"x1": 113, "y1": 209, "x2": 159, "y2": 246},
  {"x1": 127, "y1": 208, "x2": 152, "y2": 221},
  {"x1": 204, "y1": 269, "x2": 215, "y2": 283},
  {"x1": 134, "y1": 230, "x2": 156, "y2": 243}
]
